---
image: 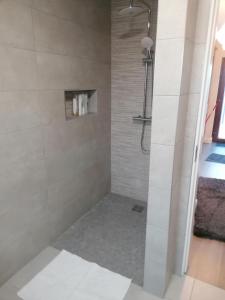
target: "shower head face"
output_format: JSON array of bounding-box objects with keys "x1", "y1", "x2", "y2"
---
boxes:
[
  {"x1": 141, "y1": 36, "x2": 154, "y2": 50},
  {"x1": 119, "y1": 5, "x2": 145, "y2": 17}
]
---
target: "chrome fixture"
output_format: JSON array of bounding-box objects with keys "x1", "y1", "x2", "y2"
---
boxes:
[
  {"x1": 133, "y1": 116, "x2": 152, "y2": 122},
  {"x1": 119, "y1": 0, "x2": 146, "y2": 16},
  {"x1": 119, "y1": 0, "x2": 154, "y2": 154}
]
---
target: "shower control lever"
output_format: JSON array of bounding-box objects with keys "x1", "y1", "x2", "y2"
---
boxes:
[{"x1": 133, "y1": 115, "x2": 152, "y2": 123}]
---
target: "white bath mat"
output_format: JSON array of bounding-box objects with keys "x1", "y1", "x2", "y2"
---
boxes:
[{"x1": 18, "y1": 250, "x2": 131, "y2": 300}]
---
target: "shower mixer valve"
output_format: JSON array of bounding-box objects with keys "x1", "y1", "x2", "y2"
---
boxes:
[{"x1": 133, "y1": 115, "x2": 152, "y2": 123}]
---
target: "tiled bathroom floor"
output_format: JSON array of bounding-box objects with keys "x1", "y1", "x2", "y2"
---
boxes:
[
  {"x1": 53, "y1": 193, "x2": 147, "y2": 286},
  {"x1": 1, "y1": 247, "x2": 225, "y2": 300}
]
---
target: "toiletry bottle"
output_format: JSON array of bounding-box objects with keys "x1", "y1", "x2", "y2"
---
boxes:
[
  {"x1": 73, "y1": 96, "x2": 78, "y2": 116},
  {"x1": 78, "y1": 94, "x2": 83, "y2": 116}
]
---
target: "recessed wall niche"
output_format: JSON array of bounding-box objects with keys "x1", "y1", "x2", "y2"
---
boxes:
[{"x1": 64, "y1": 90, "x2": 97, "y2": 120}]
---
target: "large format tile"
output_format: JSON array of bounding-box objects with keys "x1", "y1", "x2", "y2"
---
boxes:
[
  {"x1": 185, "y1": 0, "x2": 198, "y2": 41},
  {"x1": 0, "y1": 247, "x2": 161, "y2": 300},
  {"x1": 0, "y1": 232, "x2": 38, "y2": 285},
  {"x1": 149, "y1": 144, "x2": 175, "y2": 189},
  {"x1": 0, "y1": 190, "x2": 48, "y2": 242},
  {"x1": 32, "y1": 0, "x2": 110, "y2": 34},
  {"x1": 32, "y1": 9, "x2": 110, "y2": 63},
  {"x1": 145, "y1": 225, "x2": 168, "y2": 265},
  {"x1": 32, "y1": 9, "x2": 75, "y2": 56},
  {"x1": 0, "y1": 282, "x2": 20, "y2": 300},
  {"x1": 184, "y1": 94, "x2": 200, "y2": 139},
  {"x1": 0, "y1": 159, "x2": 47, "y2": 213},
  {"x1": 0, "y1": 46, "x2": 37, "y2": 90},
  {"x1": 0, "y1": 0, "x2": 111, "y2": 288},
  {"x1": 9, "y1": 247, "x2": 59, "y2": 290},
  {"x1": 125, "y1": 284, "x2": 161, "y2": 300},
  {"x1": 32, "y1": 0, "x2": 85, "y2": 23},
  {"x1": 0, "y1": 127, "x2": 44, "y2": 167},
  {"x1": 144, "y1": 257, "x2": 167, "y2": 297},
  {"x1": 37, "y1": 90, "x2": 65, "y2": 125},
  {"x1": 154, "y1": 39, "x2": 185, "y2": 96},
  {"x1": 180, "y1": 40, "x2": 194, "y2": 95},
  {"x1": 0, "y1": 0, "x2": 34, "y2": 49},
  {"x1": 189, "y1": 44, "x2": 206, "y2": 94},
  {"x1": 180, "y1": 136, "x2": 195, "y2": 178},
  {"x1": 165, "y1": 275, "x2": 194, "y2": 300},
  {"x1": 0, "y1": 91, "x2": 41, "y2": 134},
  {"x1": 151, "y1": 96, "x2": 179, "y2": 146},
  {"x1": 147, "y1": 186, "x2": 171, "y2": 230},
  {"x1": 36, "y1": 52, "x2": 74, "y2": 90},
  {"x1": 191, "y1": 280, "x2": 225, "y2": 300},
  {"x1": 194, "y1": 0, "x2": 211, "y2": 43},
  {"x1": 157, "y1": 0, "x2": 188, "y2": 39}
]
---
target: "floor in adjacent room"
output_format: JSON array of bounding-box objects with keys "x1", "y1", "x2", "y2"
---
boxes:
[
  {"x1": 188, "y1": 236, "x2": 225, "y2": 290},
  {"x1": 53, "y1": 193, "x2": 147, "y2": 286},
  {"x1": 199, "y1": 142, "x2": 225, "y2": 179},
  {"x1": 188, "y1": 142, "x2": 225, "y2": 290}
]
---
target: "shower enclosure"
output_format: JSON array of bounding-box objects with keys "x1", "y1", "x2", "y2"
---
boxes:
[
  {"x1": 111, "y1": 0, "x2": 157, "y2": 201},
  {"x1": 119, "y1": 0, "x2": 155, "y2": 154},
  {"x1": 0, "y1": 0, "x2": 158, "y2": 292},
  {"x1": 54, "y1": 0, "x2": 158, "y2": 287}
]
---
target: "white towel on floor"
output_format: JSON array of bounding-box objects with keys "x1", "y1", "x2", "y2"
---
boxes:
[{"x1": 18, "y1": 250, "x2": 131, "y2": 300}]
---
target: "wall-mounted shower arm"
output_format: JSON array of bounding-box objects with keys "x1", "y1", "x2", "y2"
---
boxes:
[
  {"x1": 130, "y1": 0, "x2": 151, "y2": 36},
  {"x1": 129, "y1": 0, "x2": 151, "y2": 11}
]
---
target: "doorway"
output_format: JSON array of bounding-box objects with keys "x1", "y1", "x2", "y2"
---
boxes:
[
  {"x1": 184, "y1": 0, "x2": 225, "y2": 290},
  {"x1": 213, "y1": 57, "x2": 225, "y2": 142}
]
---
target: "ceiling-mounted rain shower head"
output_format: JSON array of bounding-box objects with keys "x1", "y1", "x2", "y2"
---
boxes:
[
  {"x1": 119, "y1": 5, "x2": 145, "y2": 16},
  {"x1": 119, "y1": 0, "x2": 146, "y2": 16}
]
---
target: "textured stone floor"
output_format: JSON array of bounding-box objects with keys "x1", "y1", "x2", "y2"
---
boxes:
[{"x1": 53, "y1": 193, "x2": 147, "y2": 286}]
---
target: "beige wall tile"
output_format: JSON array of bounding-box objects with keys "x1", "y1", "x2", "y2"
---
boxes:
[
  {"x1": 144, "y1": 256, "x2": 168, "y2": 297},
  {"x1": 32, "y1": 0, "x2": 110, "y2": 34},
  {"x1": 0, "y1": 127, "x2": 44, "y2": 167},
  {"x1": 0, "y1": 0, "x2": 34, "y2": 50},
  {"x1": 0, "y1": 91, "x2": 41, "y2": 133},
  {"x1": 157, "y1": 0, "x2": 188, "y2": 39},
  {"x1": 32, "y1": 10, "x2": 74, "y2": 56},
  {"x1": 0, "y1": 46, "x2": 37, "y2": 90},
  {"x1": 194, "y1": 0, "x2": 212, "y2": 43},
  {"x1": 154, "y1": 39, "x2": 185, "y2": 95},
  {"x1": 149, "y1": 144, "x2": 175, "y2": 189},
  {"x1": 151, "y1": 96, "x2": 180, "y2": 146},
  {"x1": 0, "y1": 0, "x2": 111, "y2": 286},
  {"x1": 189, "y1": 44, "x2": 206, "y2": 94},
  {"x1": 37, "y1": 90, "x2": 65, "y2": 125},
  {"x1": 145, "y1": 225, "x2": 168, "y2": 265},
  {"x1": 36, "y1": 52, "x2": 74, "y2": 90},
  {"x1": 147, "y1": 186, "x2": 171, "y2": 230},
  {"x1": 165, "y1": 275, "x2": 194, "y2": 300}
]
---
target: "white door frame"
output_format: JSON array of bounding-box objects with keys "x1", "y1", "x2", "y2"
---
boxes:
[{"x1": 182, "y1": 0, "x2": 220, "y2": 274}]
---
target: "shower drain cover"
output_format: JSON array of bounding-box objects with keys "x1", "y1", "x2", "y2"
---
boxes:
[{"x1": 132, "y1": 205, "x2": 145, "y2": 213}]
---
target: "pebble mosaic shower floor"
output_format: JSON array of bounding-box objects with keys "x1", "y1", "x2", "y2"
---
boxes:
[{"x1": 53, "y1": 193, "x2": 147, "y2": 286}]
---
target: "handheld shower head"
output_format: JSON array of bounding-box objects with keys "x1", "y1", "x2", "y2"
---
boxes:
[{"x1": 141, "y1": 36, "x2": 154, "y2": 50}]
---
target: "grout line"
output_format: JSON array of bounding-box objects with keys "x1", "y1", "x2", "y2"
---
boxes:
[
  {"x1": 189, "y1": 278, "x2": 196, "y2": 300},
  {"x1": 16, "y1": 1, "x2": 110, "y2": 37},
  {"x1": 0, "y1": 41, "x2": 110, "y2": 66}
]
